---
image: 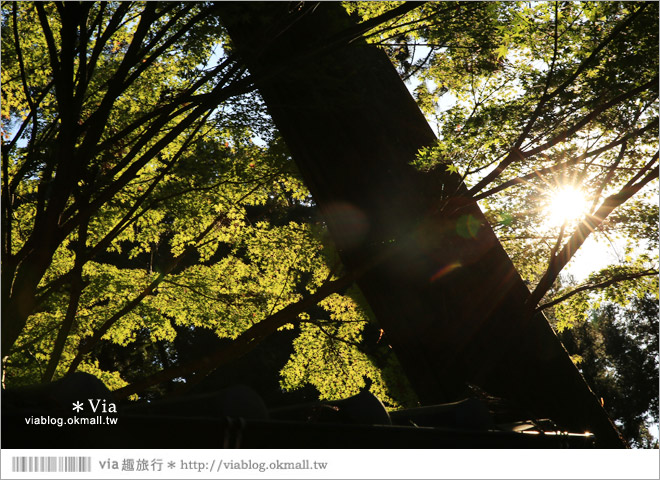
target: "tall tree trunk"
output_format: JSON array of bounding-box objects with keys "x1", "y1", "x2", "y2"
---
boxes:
[{"x1": 218, "y1": 2, "x2": 625, "y2": 447}]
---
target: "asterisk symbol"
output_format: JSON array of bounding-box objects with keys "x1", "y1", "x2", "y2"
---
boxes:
[
  {"x1": 167, "y1": 462, "x2": 176, "y2": 469},
  {"x1": 72, "y1": 401, "x2": 84, "y2": 412}
]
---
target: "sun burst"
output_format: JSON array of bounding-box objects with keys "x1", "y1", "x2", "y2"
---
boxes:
[{"x1": 544, "y1": 186, "x2": 589, "y2": 228}]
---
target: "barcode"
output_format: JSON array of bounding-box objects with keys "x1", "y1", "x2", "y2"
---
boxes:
[{"x1": 11, "y1": 456, "x2": 92, "y2": 473}]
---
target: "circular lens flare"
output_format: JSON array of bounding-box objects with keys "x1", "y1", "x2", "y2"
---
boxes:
[{"x1": 545, "y1": 187, "x2": 589, "y2": 227}]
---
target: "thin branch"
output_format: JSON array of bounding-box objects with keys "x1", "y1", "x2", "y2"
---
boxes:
[
  {"x1": 401, "y1": 45, "x2": 436, "y2": 82},
  {"x1": 536, "y1": 269, "x2": 658, "y2": 312},
  {"x1": 33, "y1": 116, "x2": 205, "y2": 310},
  {"x1": 376, "y1": 42, "x2": 476, "y2": 49},
  {"x1": 62, "y1": 112, "x2": 211, "y2": 253},
  {"x1": 76, "y1": 3, "x2": 160, "y2": 159},
  {"x1": 589, "y1": 142, "x2": 626, "y2": 214},
  {"x1": 340, "y1": 1, "x2": 428, "y2": 45},
  {"x1": 38, "y1": 110, "x2": 209, "y2": 290},
  {"x1": 473, "y1": 118, "x2": 658, "y2": 201},
  {"x1": 545, "y1": 1, "x2": 560, "y2": 96},
  {"x1": 65, "y1": 269, "x2": 165, "y2": 375},
  {"x1": 549, "y1": 222, "x2": 566, "y2": 260},
  {"x1": 523, "y1": 75, "x2": 658, "y2": 158},
  {"x1": 6, "y1": 324, "x2": 60, "y2": 357},
  {"x1": 623, "y1": 151, "x2": 659, "y2": 188},
  {"x1": 468, "y1": 147, "x2": 525, "y2": 196},
  {"x1": 304, "y1": 319, "x2": 364, "y2": 348},
  {"x1": 120, "y1": 5, "x2": 204, "y2": 91},
  {"x1": 84, "y1": 3, "x2": 132, "y2": 83},
  {"x1": 72, "y1": 4, "x2": 91, "y2": 112},
  {"x1": 363, "y1": 2, "x2": 465, "y2": 44},
  {"x1": 12, "y1": 3, "x2": 36, "y2": 118},
  {"x1": 545, "y1": 3, "x2": 648, "y2": 106}
]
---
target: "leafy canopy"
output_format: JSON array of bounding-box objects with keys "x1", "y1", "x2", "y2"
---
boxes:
[{"x1": 1, "y1": 2, "x2": 657, "y2": 429}]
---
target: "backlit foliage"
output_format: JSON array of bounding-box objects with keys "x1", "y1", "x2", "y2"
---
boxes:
[{"x1": 2, "y1": 2, "x2": 403, "y2": 406}]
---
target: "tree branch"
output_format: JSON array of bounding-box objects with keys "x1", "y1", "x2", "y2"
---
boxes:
[
  {"x1": 304, "y1": 319, "x2": 364, "y2": 348},
  {"x1": 468, "y1": 4, "x2": 651, "y2": 196},
  {"x1": 42, "y1": 214, "x2": 90, "y2": 383},
  {"x1": 89, "y1": 54, "x2": 240, "y2": 159},
  {"x1": 33, "y1": 115, "x2": 209, "y2": 331},
  {"x1": 525, "y1": 154, "x2": 659, "y2": 313},
  {"x1": 589, "y1": 141, "x2": 627, "y2": 214},
  {"x1": 332, "y1": 1, "x2": 427, "y2": 47},
  {"x1": 84, "y1": 3, "x2": 132, "y2": 83},
  {"x1": 522, "y1": 75, "x2": 658, "y2": 158},
  {"x1": 536, "y1": 269, "x2": 659, "y2": 312},
  {"x1": 58, "y1": 77, "x2": 255, "y2": 243},
  {"x1": 363, "y1": 2, "x2": 465, "y2": 44},
  {"x1": 121, "y1": 5, "x2": 209, "y2": 90},
  {"x1": 76, "y1": 2, "x2": 160, "y2": 159},
  {"x1": 34, "y1": 3, "x2": 61, "y2": 78},
  {"x1": 473, "y1": 118, "x2": 658, "y2": 201},
  {"x1": 110, "y1": 273, "x2": 357, "y2": 400},
  {"x1": 64, "y1": 152, "x2": 287, "y2": 373}
]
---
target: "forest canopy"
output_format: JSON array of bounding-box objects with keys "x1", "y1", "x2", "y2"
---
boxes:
[{"x1": 1, "y1": 1, "x2": 657, "y2": 447}]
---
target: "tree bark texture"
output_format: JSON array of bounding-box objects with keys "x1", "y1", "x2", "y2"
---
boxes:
[{"x1": 217, "y1": 2, "x2": 625, "y2": 447}]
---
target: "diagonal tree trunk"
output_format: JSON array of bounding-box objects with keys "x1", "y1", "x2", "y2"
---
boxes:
[{"x1": 217, "y1": 2, "x2": 625, "y2": 447}]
